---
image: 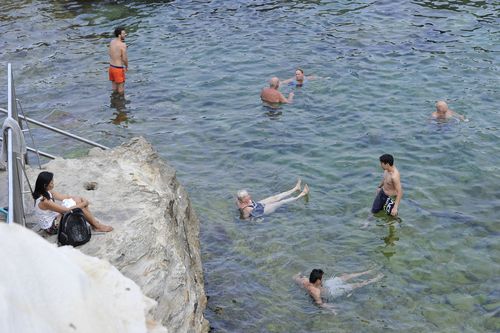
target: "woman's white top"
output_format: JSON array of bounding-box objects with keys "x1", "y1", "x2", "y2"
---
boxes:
[{"x1": 34, "y1": 192, "x2": 60, "y2": 230}]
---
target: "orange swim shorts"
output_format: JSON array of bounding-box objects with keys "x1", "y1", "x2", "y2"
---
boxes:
[{"x1": 109, "y1": 65, "x2": 126, "y2": 83}]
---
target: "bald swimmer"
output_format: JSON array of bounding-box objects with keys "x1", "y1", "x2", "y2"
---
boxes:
[
  {"x1": 260, "y1": 77, "x2": 294, "y2": 106},
  {"x1": 432, "y1": 101, "x2": 467, "y2": 121}
]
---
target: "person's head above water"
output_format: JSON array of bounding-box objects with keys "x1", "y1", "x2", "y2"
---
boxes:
[
  {"x1": 114, "y1": 26, "x2": 127, "y2": 41},
  {"x1": 309, "y1": 269, "x2": 324, "y2": 284},
  {"x1": 435, "y1": 101, "x2": 449, "y2": 114},
  {"x1": 379, "y1": 154, "x2": 394, "y2": 167},
  {"x1": 237, "y1": 189, "x2": 250, "y2": 202},
  {"x1": 269, "y1": 77, "x2": 280, "y2": 89},
  {"x1": 295, "y1": 68, "x2": 305, "y2": 82}
]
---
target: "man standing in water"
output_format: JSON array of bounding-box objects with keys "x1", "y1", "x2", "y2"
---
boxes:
[
  {"x1": 260, "y1": 77, "x2": 294, "y2": 106},
  {"x1": 371, "y1": 154, "x2": 403, "y2": 217},
  {"x1": 432, "y1": 101, "x2": 467, "y2": 121},
  {"x1": 108, "y1": 27, "x2": 128, "y2": 95}
]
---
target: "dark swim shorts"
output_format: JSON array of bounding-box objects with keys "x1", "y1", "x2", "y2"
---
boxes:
[{"x1": 371, "y1": 188, "x2": 394, "y2": 215}]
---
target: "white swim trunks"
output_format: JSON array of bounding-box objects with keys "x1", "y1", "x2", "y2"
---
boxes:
[{"x1": 324, "y1": 277, "x2": 353, "y2": 298}]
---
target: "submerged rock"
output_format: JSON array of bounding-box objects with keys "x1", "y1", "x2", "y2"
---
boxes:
[{"x1": 25, "y1": 137, "x2": 209, "y2": 333}]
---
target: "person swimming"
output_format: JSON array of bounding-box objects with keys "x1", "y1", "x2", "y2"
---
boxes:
[
  {"x1": 236, "y1": 179, "x2": 309, "y2": 219},
  {"x1": 294, "y1": 268, "x2": 384, "y2": 314},
  {"x1": 260, "y1": 77, "x2": 294, "y2": 107},
  {"x1": 281, "y1": 68, "x2": 316, "y2": 87},
  {"x1": 431, "y1": 101, "x2": 467, "y2": 122}
]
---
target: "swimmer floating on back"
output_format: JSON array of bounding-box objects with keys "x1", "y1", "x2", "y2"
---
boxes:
[{"x1": 237, "y1": 179, "x2": 309, "y2": 219}]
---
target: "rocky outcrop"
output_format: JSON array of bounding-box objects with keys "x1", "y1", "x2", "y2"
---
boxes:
[{"x1": 25, "y1": 137, "x2": 209, "y2": 333}]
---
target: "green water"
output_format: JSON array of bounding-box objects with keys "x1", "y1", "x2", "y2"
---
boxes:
[{"x1": 0, "y1": 1, "x2": 499, "y2": 332}]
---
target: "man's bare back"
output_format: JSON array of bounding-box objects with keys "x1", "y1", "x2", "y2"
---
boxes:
[
  {"x1": 261, "y1": 77, "x2": 293, "y2": 105},
  {"x1": 261, "y1": 88, "x2": 287, "y2": 103},
  {"x1": 109, "y1": 39, "x2": 127, "y2": 67}
]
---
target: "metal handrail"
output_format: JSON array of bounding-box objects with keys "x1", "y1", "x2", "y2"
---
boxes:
[
  {"x1": 0, "y1": 138, "x2": 56, "y2": 159},
  {"x1": 6, "y1": 63, "x2": 22, "y2": 225},
  {"x1": 7, "y1": 129, "x2": 15, "y2": 225},
  {"x1": 2, "y1": 63, "x2": 109, "y2": 226},
  {"x1": 0, "y1": 107, "x2": 109, "y2": 150}
]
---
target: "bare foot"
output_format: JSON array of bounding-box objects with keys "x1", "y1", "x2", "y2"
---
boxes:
[
  {"x1": 93, "y1": 222, "x2": 113, "y2": 232},
  {"x1": 300, "y1": 184, "x2": 309, "y2": 197},
  {"x1": 294, "y1": 178, "x2": 302, "y2": 192}
]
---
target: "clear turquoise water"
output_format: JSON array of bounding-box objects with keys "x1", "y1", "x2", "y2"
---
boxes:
[{"x1": 1, "y1": 1, "x2": 499, "y2": 332}]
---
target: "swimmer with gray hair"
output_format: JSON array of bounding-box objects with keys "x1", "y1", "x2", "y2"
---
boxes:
[
  {"x1": 260, "y1": 77, "x2": 294, "y2": 105},
  {"x1": 236, "y1": 179, "x2": 308, "y2": 219},
  {"x1": 432, "y1": 101, "x2": 467, "y2": 121}
]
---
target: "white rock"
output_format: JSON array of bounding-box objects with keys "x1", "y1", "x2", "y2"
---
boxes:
[{"x1": 0, "y1": 223, "x2": 167, "y2": 333}]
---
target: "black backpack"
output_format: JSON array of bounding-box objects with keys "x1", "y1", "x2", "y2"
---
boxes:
[{"x1": 58, "y1": 208, "x2": 91, "y2": 246}]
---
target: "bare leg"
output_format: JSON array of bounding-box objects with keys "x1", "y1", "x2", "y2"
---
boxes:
[
  {"x1": 263, "y1": 184, "x2": 309, "y2": 215},
  {"x1": 349, "y1": 273, "x2": 384, "y2": 290},
  {"x1": 111, "y1": 81, "x2": 118, "y2": 92},
  {"x1": 259, "y1": 179, "x2": 302, "y2": 205},
  {"x1": 73, "y1": 197, "x2": 113, "y2": 232},
  {"x1": 117, "y1": 82, "x2": 125, "y2": 95},
  {"x1": 339, "y1": 269, "x2": 374, "y2": 282}
]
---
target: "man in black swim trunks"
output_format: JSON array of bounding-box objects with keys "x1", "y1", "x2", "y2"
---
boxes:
[{"x1": 371, "y1": 154, "x2": 403, "y2": 217}]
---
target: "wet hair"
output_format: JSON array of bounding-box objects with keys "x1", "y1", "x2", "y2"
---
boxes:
[
  {"x1": 237, "y1": 190, "x2": 249, "y2": 201},
  {"x1": 296, "y1": 68, "x2": 304, "y2": 74},
  {"x1": 33, "y1": 171, "x2": 54, "y2": 202},
  {"x1": 309, "y1": 269, "x2": 324, "y2": 283},
  {"x1": 114, "y1": 26, "x2": 125, "y2": 37},
  {"x1": 379, "y1": 154, "x2": 394, "y2": 166}
]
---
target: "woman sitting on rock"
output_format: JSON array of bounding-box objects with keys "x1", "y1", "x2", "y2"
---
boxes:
[{"x1": 32, "y1": 171, "x2": 113, "y2": 234}]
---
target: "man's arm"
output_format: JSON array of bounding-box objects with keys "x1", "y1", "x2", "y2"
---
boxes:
[
  {"x1": 279, "y1": 91, "x2": 294, "y2": 103},
  {"x1": 121, "y1": 45, "x2": 128, "y2": 70},
  {"x1": 390, "y1": 174, "x2": 403, "y2": 216},
  {"x1": 311, "y1": 290, "x2": 337, "y2": 314},
  {"x1": 376, "y1": 177, "x2": 384, "y2": 193},
  {"x1": 450, "y1": 110, "x2": 466, "y2": 121},
  {"x1": 311, "y1": 289, "x2": 323, "y2": 305},
  {"x1": 293, "y1": 273, "x2": 303, "y2": 284}
]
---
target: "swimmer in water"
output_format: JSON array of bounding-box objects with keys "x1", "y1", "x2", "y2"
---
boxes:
[
  {"x1": 431, "y1": 101, "x2": 467, "y2": 121},
  {"x1": 260, "y1": 77, "x2": 294, "y2": 106},
  {"x1": 281, "y1": 68, "x2": 317, "y2": 87},
  {"x1": 236, "y1": 179, "x2": 309, "y2": 219},
  {"x1": 294, "y1": 268, "x2": 384, "y2": 314}
]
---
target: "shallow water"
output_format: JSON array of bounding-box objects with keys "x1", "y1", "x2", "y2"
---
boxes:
[{"x1": 1, "y1": 1, "x2": 499, "y2": 332}]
